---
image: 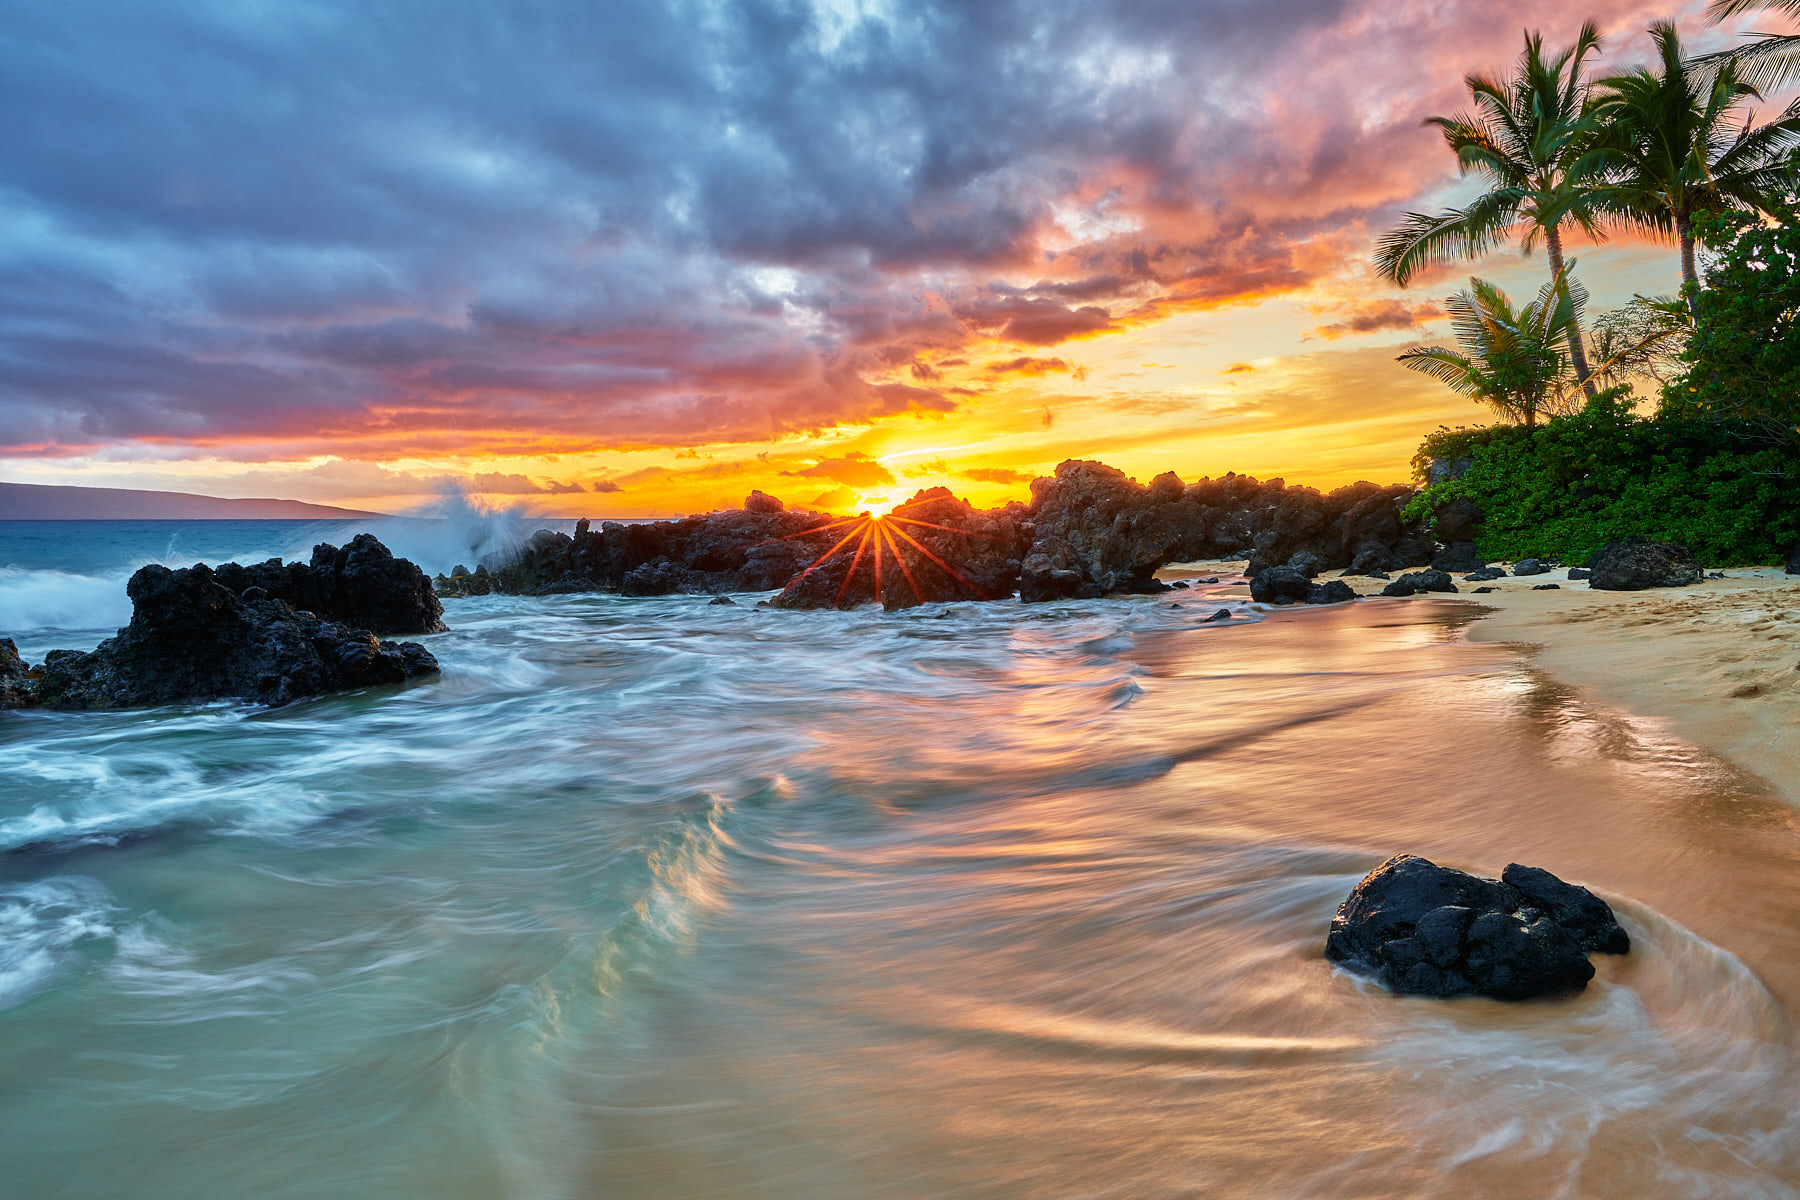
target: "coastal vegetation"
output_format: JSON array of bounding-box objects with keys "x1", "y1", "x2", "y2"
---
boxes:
[{"x1": 1391, "y1": 11, "x2": 1800, "y2": 566}]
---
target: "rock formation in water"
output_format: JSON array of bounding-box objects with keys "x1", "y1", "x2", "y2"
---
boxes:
[
  {"x1": 1325, "y1": 854, "x2": 1630, "y2": 1000},
  {"x1": 459, "y1": 460, "x2": 1439, "y2": 608},
  {"x1": 437, "y1": 505, "x2": 847, "y2": 598},
  {"x1": 211, "y1": 534, "x2": 445, "y2": 635},
  {"x1": 1586, "y1": 537, "x2": 1704, "y2": 590},
  {"x1": 0, "y1": 638, "x2": 32, "y2": 707},
  {"x1": 3, "y1": 559, "x2": 439, "y2": 711}
]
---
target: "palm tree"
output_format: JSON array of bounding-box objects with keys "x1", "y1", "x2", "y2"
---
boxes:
[
  {"x1": 1584, "y1": 295, "x2": 1692, "y2": 389},
  {"x1": 1589, "y1": 21, "x2": 1800, "y2": 300},
  {"x1": 1398, "y1": 270, "x2": 1588, "y2": 429},
  {"x1": 1704, "y1": 0, "x2": 1800, "y2": 91},
  {"x1": 1375, "y1": 24, "x2": 1608, "y2": 396}
]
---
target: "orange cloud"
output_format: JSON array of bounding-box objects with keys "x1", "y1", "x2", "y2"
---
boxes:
[
  {"x1": 1309, "y1": 300, "x2": 1446, "y2": 340},
  {"x1": 781, "y1": 452, "x2": 897, "y2": 488}
]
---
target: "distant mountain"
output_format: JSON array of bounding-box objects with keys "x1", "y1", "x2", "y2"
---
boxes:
[{"x1": 0, "y1": 482, "x2": 385, "y2": 520}]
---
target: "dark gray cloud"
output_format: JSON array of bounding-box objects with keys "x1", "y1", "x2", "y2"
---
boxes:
[{"x1": 0, "y1": 0, "x2": 1656, "y2": 457}]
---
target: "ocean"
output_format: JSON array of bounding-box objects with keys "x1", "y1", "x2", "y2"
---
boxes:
[{"x1": 3, "y1": 519, "x2": 1800, "y2": 1198}]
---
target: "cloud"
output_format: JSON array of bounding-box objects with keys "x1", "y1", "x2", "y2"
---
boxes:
[
  {"x1": 1310, "y1": 300, "x2": 1446, "y2": 340},
  {"x1": 0, "y1": 0, "x2": 1666, "y2": 468},
  {"x1": 985, "y1": 356, "x2": 1074, "y2": 378},
  {"x1": 1222, "y1": 362, "x2": 1256, "y2": 374},
  {"x1": 960, "y1": 467, "x2": 1035, "y2": 485},
  {"x1": 809, "y1": 486, "x2": 859, "y2": 508},
  {"x1": 782, "y1": 451, "x2": 897, "y2": 488}
]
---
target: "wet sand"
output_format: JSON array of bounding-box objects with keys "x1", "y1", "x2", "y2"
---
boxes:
[{"x1": 1453, "y1": 566, "x2": 1800, "y2": 809}]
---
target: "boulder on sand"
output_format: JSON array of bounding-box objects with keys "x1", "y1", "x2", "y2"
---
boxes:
[
  {"x1": 1325, "y1": 854, "x2": 1629, "y2": 1000},
  {"x1": 1249, "y1": 564, "x2": 1314, "y2": 605},
  {"x1": 1249, "y1": 566, "x2": 1358, "y2": 606},
  {"x1": 1381, "y1": 568, "x2": 1458, "y2": 597},
  {"x1": 1587, "y1": 537, "x2": 1704, "y2": 591},
  {"x1": 8, "y1": 562, "x2": 438, "y2": 710}
]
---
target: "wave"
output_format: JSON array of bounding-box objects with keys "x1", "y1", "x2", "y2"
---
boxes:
[
  {"x1": 0, "y1": 566, "x2": 133, "y2": 640},
  {"x1": 351, "y1": 485, "x2": 553, "y2": 576},
  {"x1": 0, "y1": 876, "x2": 118, "y2": 1011}
]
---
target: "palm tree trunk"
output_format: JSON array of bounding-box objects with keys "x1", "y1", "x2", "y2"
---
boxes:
[
  {"x1": 1678, "y1": 215, "x2": 1700, "y2": 311},
  {"x1": 1546, "y1": 226, "x2": 1596, "y2": 400}
]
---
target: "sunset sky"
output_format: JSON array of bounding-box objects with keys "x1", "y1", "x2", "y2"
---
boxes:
[{"x1": 0, "y1": 0, "x2": 1774, "y2": 516}]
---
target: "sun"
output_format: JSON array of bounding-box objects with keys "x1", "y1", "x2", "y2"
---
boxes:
[{"x1": 759, "y1": 496, "x2": 1002, "y2": 609}]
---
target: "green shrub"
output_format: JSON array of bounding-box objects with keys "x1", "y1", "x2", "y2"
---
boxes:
[{"x1": 1405, "y1": 391, "x2": 1800, "y2": 565}]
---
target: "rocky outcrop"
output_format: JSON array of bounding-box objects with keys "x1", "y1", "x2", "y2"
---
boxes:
[
  {"x1": 5, "y1": 564, "x2": 438, "y2": 710},
  {"x1": 1512, "y1": 558, "x2": 1550, "y2": 577},
  {"x1": 211, "y1": 535, "x2": 445, "y2": 635},
  {"x1": 1020, "y1": 462, "x2": 1431, "y2": 600},
  {"x1": 0, "y1": 638, "x2": 33, "y2": 707},
  {"x1": 771, "y1": 489, "x2": 1027, "y2": 609},
  {"x1": 1325, "y1": 854, "x2": 1629, "y2": 1000},
  {"x1": 457, "y1": 463, "x2": 1435, "y2": 609},
  {"x1": 1587, "y1": 537, "x2": 1704, "y2": 590},
  {"x1": 441, "y1": 498, "x2": 848, "y2": 598}
]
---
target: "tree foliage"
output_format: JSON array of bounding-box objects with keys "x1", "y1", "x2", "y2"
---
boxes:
[
  {"x1": 1589, "y1": 22, "x2": 1800, "y2": 292},
  {"x1": 1666, "y1": 209, "x2": 1800, "y2": 444},
  {"x1": 1398, "y1": 271, "x2": 1587, "y2": 427}
]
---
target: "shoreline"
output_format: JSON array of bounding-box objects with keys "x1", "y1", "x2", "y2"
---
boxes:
[
  {"x1": 1170, "y1": 558, "x2": 1800, "y2": 808},
  {"x1": 1452, "y1": 566, "x2": 1800, "y2": 810}
]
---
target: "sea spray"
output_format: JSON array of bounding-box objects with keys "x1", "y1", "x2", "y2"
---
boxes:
[
  {"x1": 353, "y1": 483, "x2": 560, "y2": 576},
  {"x1": 0, "y1": 565, "x2": 132, "y2": 636}
]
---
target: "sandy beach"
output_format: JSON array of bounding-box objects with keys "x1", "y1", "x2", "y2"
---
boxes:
[{"x1": 1447, "y1": 567, "x2": 1800, "y2": 808}]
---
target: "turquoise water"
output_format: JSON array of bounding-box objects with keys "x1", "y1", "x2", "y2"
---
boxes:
[{"x1": 4, "y1": 527, "x2": 1800, "y2": 1197}]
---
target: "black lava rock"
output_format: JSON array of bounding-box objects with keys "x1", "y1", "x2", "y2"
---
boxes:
[
  {"x1": 708, "y1": 595, "x2": 737, "y2": 606},
  {"x1": 1587, "y1": 537, "x2": 1704, "y2": 590},
  {"x1": 1567, "y1": 568, "x2": 1592, "y2": 580},
  {"x1": 1532, "y1": 583, "x2": 1562, "y2": 590},
  {"x1": 1431, "y1": 542, "x2": 1485, "y2": 573},
  {"x1": 1204, "y1": 608, "x2": 1233, "y2": 622},
  {"x1": 1464, "y1": 568, "x2": 1507, "y2": 582},
  {"x1": 1432, "y1": 498, "x2": 1483, "y2": 544},
  {"x1": 0, "y1": 638, "x2": 33, "y2": 707},
  {"x1": 1305, "y1": 579, "x2": 1358, "y2": 604},
  {"x1": 11, "y1": 563, "x2": 438, "y2": 710},
  {"x1": 1512, "y1": 558, "x2": 1550, "y2": 577},
  {"x1": 1787, "y1": 542, "x2": 1799, "y2": 575},
  {"x1": 1325, "y1": 854, "x2": 1629, "y2": 1000},
  {"x1": 1381, "y1": 568, "x2": 1459, "y2": 597},
  {"x1": 1472, "y1": 586, "x2": 1498, "y2": 593},
  {"x1": 1249, "y1": 564, "x2": 1316, "y2": 605},
  {"x1": 213, "y1": 535, "x2": 445, "y2": 635}
]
